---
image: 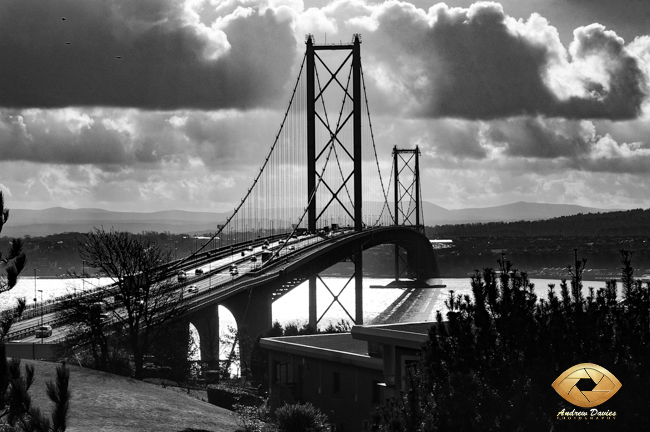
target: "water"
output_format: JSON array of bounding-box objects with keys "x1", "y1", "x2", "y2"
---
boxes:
[
  {"x1": 2, "y1": 276, "x2": 609, "y2": 324},
  {"x1": 271, "y1": 277, "x2": 609, "y2": 327},
  {"x1": 4, "y1": 275, "x2": 609, "y2": 365},
  {"x1": 0, "y1": 276, "x2": 113, "y2": 311}
]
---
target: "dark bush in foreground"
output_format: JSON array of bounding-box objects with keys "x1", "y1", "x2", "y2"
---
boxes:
[
  {"x1": 371, "y1": 251, "x2": 649, "y2": 431},
  {"x1": 275, "y1": 402, "x2": 329, "y2": 432},
  {"x1": 207, "y1": 384, "x2": 260, "y2": 410}
]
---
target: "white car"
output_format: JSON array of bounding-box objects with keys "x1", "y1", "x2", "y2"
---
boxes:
[
  {"x1": 35, "y1": 325, "x2": 52, "y2": 338},
  {"x1": 186, "y1": 285, "x2": 199, "y2": 293}
]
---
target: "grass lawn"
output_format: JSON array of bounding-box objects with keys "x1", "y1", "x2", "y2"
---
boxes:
[{"x1": 16, "y1": 359, "x2": 240, "y2": 432}]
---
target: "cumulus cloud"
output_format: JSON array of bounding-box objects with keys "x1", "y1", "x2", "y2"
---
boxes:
[
  {"x1": 484, "y1": 117, "x2": 593, "y2": 158},
  {"x1": 0, "y1": 107, "x2": 284, "y2": 177},
  {"x1": 356, "y1": 1, "x2": 647, "y2": 120},
  {"x1": 0, "y1": 159, "x2": 246, "y2": 211},
  {"x1": 0, "y1": 0, "x2": 297, "y2": 110},
  {"x1": 1, "y1": 0, "x2": 650, "y2": 213}
]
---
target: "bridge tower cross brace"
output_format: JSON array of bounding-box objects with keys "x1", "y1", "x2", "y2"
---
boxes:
[{"x1": 306, "y1": 34, "x2": 364, "y2": 328}]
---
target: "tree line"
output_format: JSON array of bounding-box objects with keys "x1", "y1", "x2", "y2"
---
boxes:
[
  {"x1": 427, "y1": 208, "x2": 650, "y2": 237},
  {"x1": 0, "y1": 192, "x2": 71, "y2": 431},
  {"x1": 370, "y1": 251, "x2": 649, "y2": 431}
]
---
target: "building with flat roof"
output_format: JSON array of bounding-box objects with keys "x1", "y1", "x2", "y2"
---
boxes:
[{"x1": 259, "y1": 321, "x2": 434, "y2": 431}]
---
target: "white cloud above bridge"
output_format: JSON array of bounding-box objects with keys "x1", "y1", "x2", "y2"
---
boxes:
[{"x1": 1, "y1": 0, "x2": 649, "y2": 213}]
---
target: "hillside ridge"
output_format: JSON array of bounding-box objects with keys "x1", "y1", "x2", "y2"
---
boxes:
[{"x1": 3, "y1": 201, "x2": 617, "y2": 237}]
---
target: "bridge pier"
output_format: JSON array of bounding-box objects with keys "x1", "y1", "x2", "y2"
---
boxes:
[
  {"x1": 220, "y1": 286, "x2": 273, "y2": 341},
  {"x1": 188, "y1": 304, "x2": 220, "y2": 365},
  {"x1": 355, "y1": 248, "x2": 363, "y2": 325},
  {"x1": 309, "y1": 275, "x2": 317, "y2": 330},
  {"x1": 221, "y1": 286, "x2": 273, "y2": 376}
]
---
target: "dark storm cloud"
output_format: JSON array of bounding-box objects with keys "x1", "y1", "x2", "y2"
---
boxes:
[
  {"x1": 482, "y1": 116, "x2": 650, "y2": 174},
  {"x1": 368, "y1": 2, "x2": 647, "y2": 120},
  {"x1": 0, "y1": 0, "x2": 297, "y2": 110},
  {"x1": 425, "y1": 119, "x2": 486, "y2": 159},
  {"x1": 485, "y1": 117, "x2": 591, "y2": 158}
]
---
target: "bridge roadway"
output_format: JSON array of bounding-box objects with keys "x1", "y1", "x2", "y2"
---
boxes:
[
  {"x1": 8, "y1": 226, "x2": 437, "y2": 345},
  {"x1": 8, "y1": 231, "x2": 330, "y2": 343}
]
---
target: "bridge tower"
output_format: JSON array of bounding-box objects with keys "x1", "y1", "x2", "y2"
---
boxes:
[
  {"x1": 392, "y1": 146, "x2": 423, "y2": 279},
  {"x1": 306, "y1": 34, "x2": 364, "y2": 328}
]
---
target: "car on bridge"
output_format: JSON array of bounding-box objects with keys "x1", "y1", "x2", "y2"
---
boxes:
[
  {"x1": 195, "y1": 269, "x2": 204, "y2": 275},
  {"x1": 246, "y1": 246, "x2": 254, "y2": 252},
  {"x1": 177, "y1": 271, "x2": 188, "y2": 282},
  {"x1": 35, "y1": 325, "x2": 52, "y2": 338},
  {"x1": 186, "y1": 285, "x2": 199, "y2": 294}
]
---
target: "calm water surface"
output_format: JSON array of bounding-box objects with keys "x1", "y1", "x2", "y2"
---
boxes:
[
  {"x1": 2, "y1": 276, "x2": 609, "y2": 325},
  {"x1": 3, "y1": 276, "x2": 610, "y2": 365}
]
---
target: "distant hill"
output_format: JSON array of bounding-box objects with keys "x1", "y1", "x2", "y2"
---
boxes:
[
  {"x1": 2, "y1": 201, "x2": 617, "y2": 237},
  {"x1": 428, "y1": 208, "x2": 650, "y2": 237},
  {"x1": 3, "y1": 207, "x2": 231, "y2": 237},
  {"x1": 422, "y1": 201, "x2": 614, "y2": 226}
]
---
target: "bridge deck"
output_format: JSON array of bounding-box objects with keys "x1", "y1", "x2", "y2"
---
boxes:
[{"x1": 8, "y1": 227, "x2": 434, "y2": 342}]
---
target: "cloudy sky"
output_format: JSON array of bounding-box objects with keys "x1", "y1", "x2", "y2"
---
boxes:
[{"x1": 1, "y1": 0, "x2": 649, "y2": 213}]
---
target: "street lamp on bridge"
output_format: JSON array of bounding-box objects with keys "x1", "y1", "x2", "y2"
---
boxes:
[
  {"x1": 33, "y1": 268, "x2": 38, "y2": 314},
  {"x1": 38, "y1": 289, "x2": 44, "y2": 344},
  {"x1": 38, "y1": 289, "x2": 43, "y2": 326},
  {"x1": 80, "y1": 259, "x2": 86, "y2": 297}
]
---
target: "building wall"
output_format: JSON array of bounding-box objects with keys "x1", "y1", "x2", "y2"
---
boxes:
[
  {"x1": 268, "y1": 351, "x2": 384, "y2": 431},
  {"x1": 395, "y1": 346, "x2": 422, "y2": 392},
  {"x1": 5, "y1": 342, "x2": 57, "y2": 360}
]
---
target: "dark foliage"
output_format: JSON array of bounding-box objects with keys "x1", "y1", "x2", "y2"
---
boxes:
[
  {"x1": 372, "y1": 251, "x2": 649, "y2": 431},
  {"x1": 63, "y1": 228, "x2": 188, "y2": 380},
  {"x1": 207, "y1": 384, "x2": 261, "y2": 411},
  {"x1": 0, "y1": 343, "x2": 71, "y2": 431},
  {"x1": 0, "y1": 193, "x2": 71, "y2": 431},
  {"x1": 55, "y1": 294, "x2": 114, "y2": 372},
  {"x1": 275, "y1": 402, "x2": 329, "y2": 432},
  {"x1": 45, "y1": 363, "x2": 71, "y2": 432},
  {"x1": 0, "y1": 192, "x2": 27, "y2": 338},
  {"x1": 427, "y1": 208, "x2": 650, "y2": 238},
  {"x1": 147, "y1": 321, "x2": 192, "y2": 381}
]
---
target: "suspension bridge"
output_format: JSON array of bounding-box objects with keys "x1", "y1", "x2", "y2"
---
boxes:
[{"x1": 7, "y1": 35, "x2": 439, "y2": 364}]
